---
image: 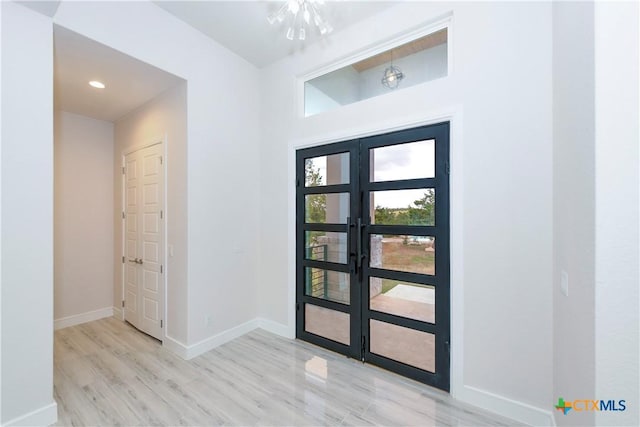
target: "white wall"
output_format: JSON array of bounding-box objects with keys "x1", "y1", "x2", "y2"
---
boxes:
[
  {"x1": 54, "y1": 111, "x2": 114, "y2": 326},
  {"x1": 114, "y1": 83, "x2": 188, "y2": 344},
  {"x1": 260, "y1": 2, "x2": 553, "y2": 425},
  {"x1": 594, "y1": 2, "x2": 639, "y2": 426},
  {"x1": 552, "y1": 2, "x2": 639, "y2": 426},
  {"x1": 53, "y1": 1, "x2": 262, "y2": 348},
  {"x1": 552, "y1": 2, "x2": 596, "y2": 426},
  {"x1": 0, "y1": 2, "x2": 3, "y2": 422},
  {"x1": 1, "y1": 2, "x2": 57, "y2": 425}
]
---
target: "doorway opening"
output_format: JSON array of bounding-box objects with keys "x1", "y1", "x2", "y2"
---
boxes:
[
  {"x1": 296, "y1": 122, "x2": 450, "y2": 390},
  {"x1": 53, "y1": 25, "x2": 186, "y2": 343}
]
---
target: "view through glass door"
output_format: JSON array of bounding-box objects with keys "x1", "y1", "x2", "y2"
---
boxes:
[{"x1": 296, "y1": 122, "x2": 450, "y2": 391}]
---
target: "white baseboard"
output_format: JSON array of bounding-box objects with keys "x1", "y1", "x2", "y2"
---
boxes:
[
  {"x1": 185, "y1": 319, "x2": 260, "y2": 359},
  {"x1": 2, "y1": 401, "x2": 57, "y2": 427},
  {"x1": 54, "y1": 307, "x2": 113, "y2": 330},
  {"x1": 163, "y1": 318, "x2": 292, "y2": 360},
  {"x1": 457, "y1": 385, "x2": 555, "y2": 426},
  {"x1": 162, "y1": 334, "x2": 189, "y2": 359},
  {"x1": 112, "y1": 306, "x2": 124, "y2": 321},
  {"x1": 164, "y1": 319, "x2": 261, "y2": 360},
  {"x1": 256, "y1": 317, "x2": 294, "y2": 338}
]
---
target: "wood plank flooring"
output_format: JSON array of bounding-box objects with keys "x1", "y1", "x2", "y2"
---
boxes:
[{"x1": 54, "y1": 318, "x2": 521, "y2": 426}]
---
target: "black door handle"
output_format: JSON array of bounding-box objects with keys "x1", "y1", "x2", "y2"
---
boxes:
[{"x1": 357, "y1": 218, "x2": 363, "y2": 269}]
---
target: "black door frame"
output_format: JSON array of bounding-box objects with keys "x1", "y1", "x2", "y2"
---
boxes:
[{"x1": 296, "y1": 122, "x2": 450, "y2": 391}]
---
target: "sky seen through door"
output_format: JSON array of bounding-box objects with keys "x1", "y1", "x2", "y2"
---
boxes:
[{"x1": 310, "y1": 139, "x2": 435, "y2": 208}]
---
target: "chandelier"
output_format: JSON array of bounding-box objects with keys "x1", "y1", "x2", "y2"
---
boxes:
[{"x1": 267, "y1": 0, "x2": 333, "y2": 41}]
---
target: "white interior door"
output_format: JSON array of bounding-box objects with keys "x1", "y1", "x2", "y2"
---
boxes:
[{"x1": 123, "y1": 143, "x2": 164, "y2": 340}]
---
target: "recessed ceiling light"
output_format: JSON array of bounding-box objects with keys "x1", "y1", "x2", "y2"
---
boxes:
[{"x1": 89, "y1": 80, "x2": 105, "y2": 89}]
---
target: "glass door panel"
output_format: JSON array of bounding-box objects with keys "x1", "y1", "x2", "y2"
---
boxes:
[
  {"x1": 371, "y1": 188, "x2": 435, "y2": 226},
  {"x1": 369, "y1": 320, "x2": 435, "y2": 373},
  {"x1": 370, "y1": 139, "x2": 435, "y2": 181},
  {"x1": 304, "y1": 193, "x2": 350, "y2": 224},
  {"x1": 369, "y1": 278, "x2": 435, "y2": 324},
  {"x1": 304, "y1": 152, "x2": 350, "y2": 187},
  {"x1": 370, "y1": 234, "x2": 436, "y2": 275},
  {"x1": 304, "y1": 268, "x2": 350, "y2": 304},
  {"x1": 305, "y1": 304, "x2": 350, "y2": 346},
  {"x1": 304, "y1": 231, "x2": 349, "y2": 264}
]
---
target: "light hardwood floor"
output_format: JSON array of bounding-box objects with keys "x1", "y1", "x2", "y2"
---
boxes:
[{"x1": 54, "y1": 318, "x2": 521, "y2": 426}]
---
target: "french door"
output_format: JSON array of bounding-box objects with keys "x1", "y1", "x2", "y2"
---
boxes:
[{"x1": 296, "y1": 122, "x2": 450, "y2": 390}]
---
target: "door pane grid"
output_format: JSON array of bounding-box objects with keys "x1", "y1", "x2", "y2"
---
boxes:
[
  {"x1": 367, "y1": 267, "x2": 437, "y2": 286},
  {"x1": 367, "y1": 310, "x2": 437, "y2": 334}
]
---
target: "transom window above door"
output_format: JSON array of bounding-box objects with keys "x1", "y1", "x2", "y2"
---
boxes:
[{"x1": 303, "y1": 21, "x2": 451, "y2": 117}]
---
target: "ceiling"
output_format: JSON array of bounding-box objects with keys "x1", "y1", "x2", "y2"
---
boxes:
[
  {"x1": 47, "y1": 1, "x2": 398, "y2": 121},
  {"x1": 54, "y1": 26, "x2": 184, "y2": 122},
  {"x1": 16, "y1": 0, "x2": 61, "y2": 17},
  {"x1": 152, "y1": 1, "x2": 398, "y2": 68}
]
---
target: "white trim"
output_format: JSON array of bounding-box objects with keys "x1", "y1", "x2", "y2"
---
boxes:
[
  {"x1": 184, "y1": 319, "x2": 259, "y2": 359},
  {"x1": 256, "y1": 317, "x2": 293, "y2": 339},
  {"x1": 161, "y1": 133, "x2": 169, "y2": 341},
  {"x1": 457, "y1": 385, "x2": 555, "y2": 427},
  {"x1": 112, "y1": 306, "x2": 124, "y2": 321},
  {"x1": 54, "y1": 307, "x2": 113, "y2": 330},
  {"x1": 447, "y1": 10, "x2": 456, "y2": 78},
  {"x1": 1, "y1": 402, "x2": 57, "y2": 427},
  {"x1": 162, "y1": 334, "x2": 189, "y2": 359},
  {"x1": 448, "y1": 108, "x2": 464, "y2": 402},
  {"x1": 164, "y1": 319, "x2": 260, "y2": 360},
  {"x1": 121, "y1": 137, "x2": 163, "y2": 157},
  {"x1": 292, "y1": 106, "x2": 458, "y2": 149},
  {"x1": 162, "y1": 318, "x2": 293, "y2": 360}
]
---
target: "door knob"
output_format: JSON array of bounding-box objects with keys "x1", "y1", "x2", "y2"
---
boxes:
[
  {"x1": 137, "y1": 258, "x2": 143, "y2": 265},
  {"x1": 128, "y1": 259, "x2": 137, "y2": 263}
]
